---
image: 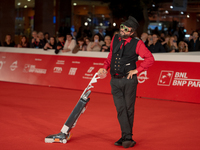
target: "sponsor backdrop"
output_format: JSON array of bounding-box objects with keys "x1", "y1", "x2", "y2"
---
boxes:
[{"x1": 0, "y1": 51, "x2": 200, "y2": 103}]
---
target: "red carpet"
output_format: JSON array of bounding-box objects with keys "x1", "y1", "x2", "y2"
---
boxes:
[{"x1": 0, "y1": 81, "x2": 200, "y2": 150}]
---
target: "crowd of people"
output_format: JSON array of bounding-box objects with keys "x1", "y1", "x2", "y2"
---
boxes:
[
  {"x1": 140, "y1": 30, "x2": 200, "y2": 53},
  {"x1": 0, "y1": 26, "x2": 200, "y2": 54}
]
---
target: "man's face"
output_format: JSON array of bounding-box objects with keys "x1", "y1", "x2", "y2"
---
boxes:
[
  {"x1": 50, "y1": 37, "x2": 54, "y2": 43},
  {"x1": 32, "y1": 32, "x2": 37, "y2": 39},
  {"x1": 152, "y1": 34, "x2": 158, "y2": 43},
  {"x1": 119, "y1": 24, "x2": 134, "y2": 39},
  {"x1": 161, "y1": 33, "x2": 165, "y2": 38},
  {"x1": 73, "y1": 32, "x2": 77, "y2": 36},
  {"x1": 104, "y1": 36, "x2": 111, "y2": 43},
  {"x1": 58, "y1": 37, "x2": 64, "y2": 42},
  {"x1": 141, "y1": 33, "x2": 148, "y2": 40},
  {"x1": 193, "y1": 32, "x2": 198, "y2": 39}
]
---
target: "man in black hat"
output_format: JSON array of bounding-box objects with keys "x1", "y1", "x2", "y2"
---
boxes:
[{"x1": 98, "y1": 16, "x2": 154, "y2": 148}]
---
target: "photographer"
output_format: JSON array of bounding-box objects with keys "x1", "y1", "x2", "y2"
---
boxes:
[{"x1": 30, "y1": 31, "x2": 44, "y2": 48}]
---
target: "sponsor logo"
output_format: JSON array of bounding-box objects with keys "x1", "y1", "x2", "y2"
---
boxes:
[
  {"x1": 68, "y1": 67, "x2": 77, "y2": 75},
  {"x1": 93, "y1": 63, "x2": 104, "y2": 66},
  {"x1": 157, "y1": 70, "x2": 174, "y2": 86},
  {"x1": 172, "y1": 72, "x2": 200, "y2": 88},
  {"x1": 0, "y1": 61, "x2": 6, "y2": 70},
  {"x1": 72, "y1": 61, "x2": 80, "y2": 64},
  {"x1": 137, "y1": 71, "x2": 149, "y2": 83},
  {"x1": 83, "y1": 67, "x2": 95, "y2": 78},
  {"x1": 10, "y1": 61, "x2": 18, "y2": 71},
  {"x1": 35, "y1": 58, "x2": 42, "y2": 61},
  {"x1": 23, "y1": 64, "x2": 47, "y2": 74},
  {"x1": 23, "y1": 64, "x2": 30, "y2": 72},
  {"x1": 87, "y1": 67, "x2": 94, "y2": 73},
  {"x1": 56, "y1": 60, "x2": 65, "y2": 65},
  {"x1": 82, "y1": 76, "x2": 93, "y2": 79},
  {"x1": 54, "y1": 67, "x2": 62, "y2": 73}
]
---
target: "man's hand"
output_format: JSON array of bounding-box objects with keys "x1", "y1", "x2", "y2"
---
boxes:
[
  {"x1": 57, "y1": 46, "x2": 62, "y2": 49},
  {"x1": 102, "y1": 46, "x2": 108, "y2": 49},
  {"x1": 98, "y1": 68, "x2": 107, "y2": 75},
  {"x1": 36, "y1": 38, "x2": 40, "y2": 42},
  {"x1": 148, "y1": 40, "x2": 153, "y2": 46},
  {"x1": 32, "y1": 38, "x2": 35, "y2": 43},
  {"x1": 127, "y1": 69, "x2": 138, "y2": 79}
]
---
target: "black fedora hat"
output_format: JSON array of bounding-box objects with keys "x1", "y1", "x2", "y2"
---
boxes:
[{"x1": 122, "y1": 16, "x2": 139, "y2": 30}]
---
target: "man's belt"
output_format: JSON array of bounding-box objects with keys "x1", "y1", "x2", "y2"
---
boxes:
[{"x1": 112, "y1": 74, "x2": 127, "y2": 79}]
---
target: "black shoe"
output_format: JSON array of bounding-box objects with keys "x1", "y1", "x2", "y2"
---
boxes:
[
  {"x1": 122, "y1": 139, "x2": 136, "y2": 148},
  {"x1": 114, "y1": 137, "x2": 123, "y2": 146}
]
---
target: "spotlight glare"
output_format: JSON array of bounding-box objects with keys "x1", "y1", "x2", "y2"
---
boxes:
[{"x1": 84, "y1": 22, "x2": 88, "y2": 26}]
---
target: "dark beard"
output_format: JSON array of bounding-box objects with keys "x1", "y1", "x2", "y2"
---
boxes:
[{"x1": 119, "y1": 31, "x2": 130, "y2": 39}]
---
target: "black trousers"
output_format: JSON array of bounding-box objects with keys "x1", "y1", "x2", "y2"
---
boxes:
[{"x1": 110, "y1": 75, "x2": 138, "y2": 139}]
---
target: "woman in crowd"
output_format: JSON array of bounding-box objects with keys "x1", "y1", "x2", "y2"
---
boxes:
[
  {"x1": 3, "y1": 34, "x2": 15, "y2": 47},
  {"x1": 84, "y1": 37, "x2": 90, "y2": 49},
  {"x1": 62, "y1": 33, "x2": 76, "y2": 53},
  {"x1": 44, "y1": 32, "x2": 50, "y2": 43},
  {"x1": 87, "y1": 34, "x2": 104, "y2": 51},
  {"x1": 17, "y1": 35, "x2": 29, "y2": 48},
  {"x1": 72, "y1": 37, "x2": 87, "y2": 53},
  {"x1": 165, "y1": 36, "x2": 178, "y2": 52},
  {"x1": 161, "y1": 35, "x2": 170, "y2": 47},
  {"x1": 178, "y1": 41, "x2": 188, "y2": 52},
  {"x1": 44, "y1": 36, "x2": 56, "y2": 50},
  {"x1": 100, "y1": 35, "x2": 111, "y2": 52}
]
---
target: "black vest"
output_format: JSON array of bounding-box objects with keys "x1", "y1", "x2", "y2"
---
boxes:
[{"x1": 110, "y1": 34, "x2": 139, "y2": 76}]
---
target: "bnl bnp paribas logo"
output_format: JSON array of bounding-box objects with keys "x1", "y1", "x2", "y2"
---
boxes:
[{"x1": 157, "y1": 70, "x2": 200, "y2": 88}]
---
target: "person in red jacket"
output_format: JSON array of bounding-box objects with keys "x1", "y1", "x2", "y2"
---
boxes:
[{"x1": 98, "y1": 16, "x2": 154, "y2": 148}]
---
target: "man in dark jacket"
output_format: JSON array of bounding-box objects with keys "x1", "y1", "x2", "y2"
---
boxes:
[
  {"x1": 188, "y1": 31, "x2": 200, "y2": 51},
  {"x1": 147, "y1": 34, "x2": 166, "y2": 53}
]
